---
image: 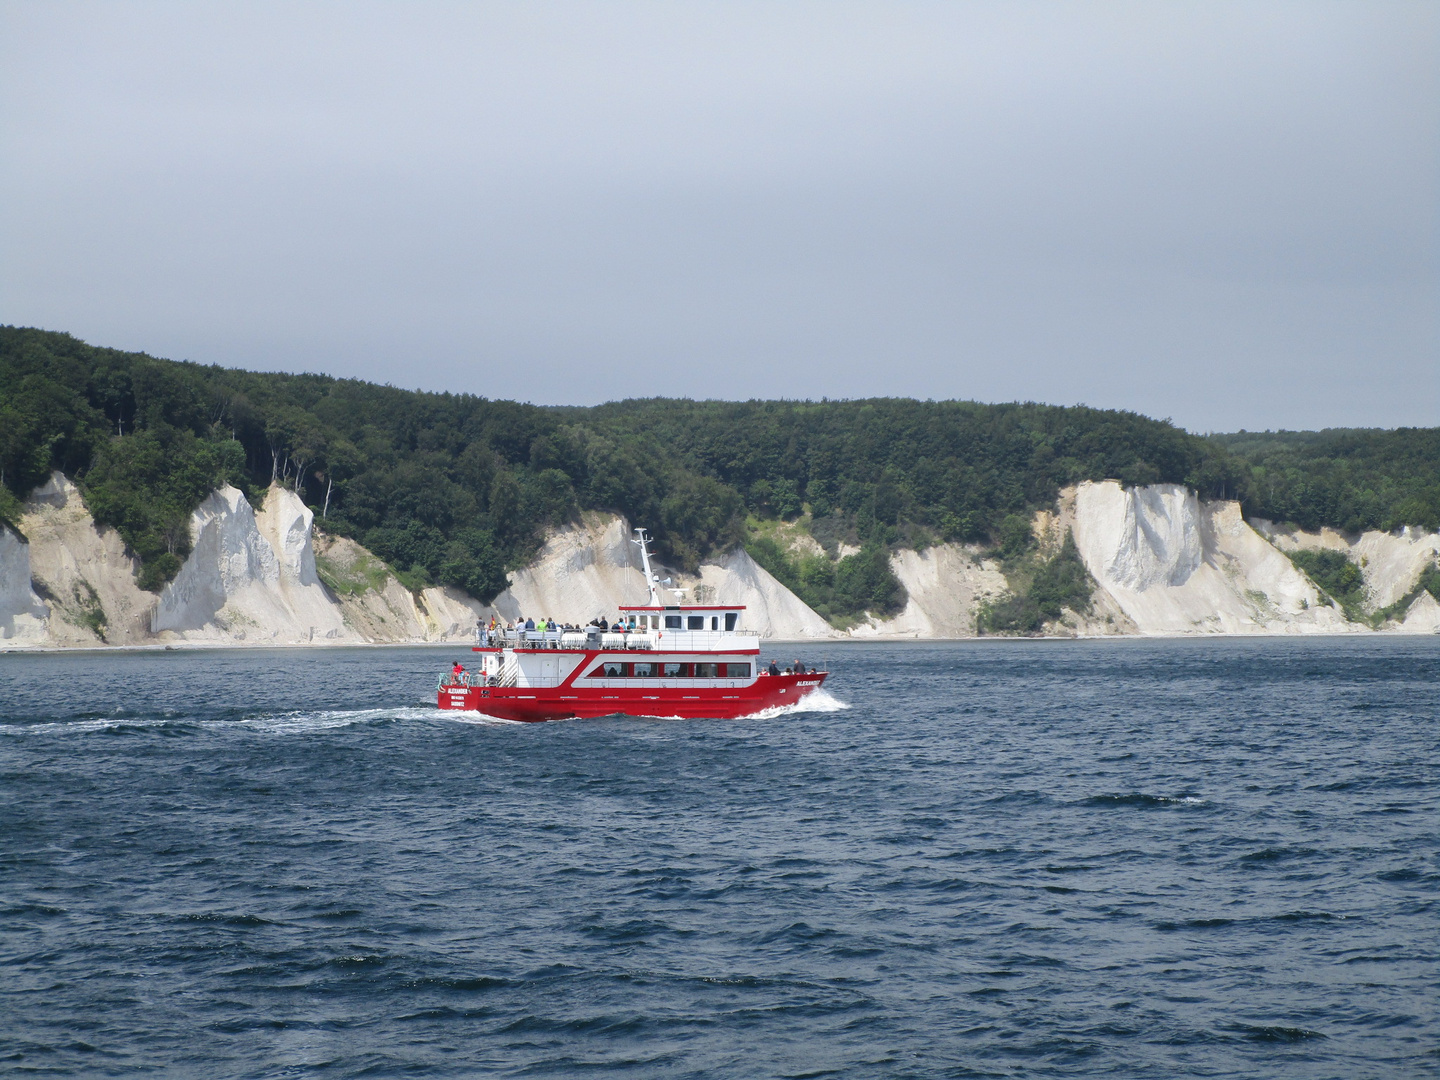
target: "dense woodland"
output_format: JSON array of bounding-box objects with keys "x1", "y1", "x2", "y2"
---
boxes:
[{"x1": 2, "y1": 327, "x2": 1437, "y2": 617}]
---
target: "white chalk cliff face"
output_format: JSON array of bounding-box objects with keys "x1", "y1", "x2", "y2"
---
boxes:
[
  {"x1": 850, "y1": 544, "x2": 1008, "y2": 638},
  {"x1": 7, "y1": 472, "x2": 1437, "y2": 648},
  {"x1": 695, "y1": 547, "x2": 835, "y2": 639},
  {"x1": 20, "y1": 473, "x2": 154, "y2": 645},
  {"x1": 310, "y1": 532, "x2": 488, "y2": 643},
  {"x1": 492, "y1": 513, "x2": 836, "y2": 638},
  {"x1": 153, "y1": 485, "x2": 359, "y2": 643},
  {"x1": 1071, "y1": 481, "x2": 1351, "y2": 634},
  {"x1": 1399, "y1": 591, "x2": 1440, "y2": 633},
  {"x1": 1255, "y1": 521, "x2": 1440, "y2": 614},
  {"x1": 493, "y1": 515, "x2": 642, "y2": 625},
  {"x1": 0, "y1": 525, "x2": 49, "y2": 645}
]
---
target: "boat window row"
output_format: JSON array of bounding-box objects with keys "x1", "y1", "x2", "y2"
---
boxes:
[
  {"x1": 624, "y1": 613, "x2": 740, "y2": 632},
  {"x1": 588, "y1": 661, "x2": 752, "y2": 678}
]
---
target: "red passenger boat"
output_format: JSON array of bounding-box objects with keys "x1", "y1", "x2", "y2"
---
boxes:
[{"x1": 436, "y1": 529, "x2": 828, "y2": 722}]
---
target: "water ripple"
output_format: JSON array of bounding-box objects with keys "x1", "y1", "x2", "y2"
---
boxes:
[{"x1": 0, "y1": 637, "x2": 1436, "y2": 1077}]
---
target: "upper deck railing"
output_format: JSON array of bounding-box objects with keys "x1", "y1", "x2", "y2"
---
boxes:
[{"x1": 477, "y1": 628, "x2": 760, "y2": 652}]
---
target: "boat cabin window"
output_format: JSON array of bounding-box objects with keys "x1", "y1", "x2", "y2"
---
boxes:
[
  {"x1": 725, "y1": 663, "x2": 751, "y2": 678},
  {"x1": 633, "y1": 662, "x2": 657, "y2": 677},
  {"x1": 662, "y1": 662, "x2": 687, "y2": 677},
  {"x1": 687, "y1": 615, "x2": 705, "y2": 630},
  {"x1": 590, "y1": 661, "x2": 628, "y2": 677},
  {"x1": 725, "y1": 612, "x2": 738, "y2": 631},
  {"x1": 694, "y1": 662, "x2": 718, "y2": 677},
  {"x1": 665, "y1": 615, "x2": 682, "y2": 629}
]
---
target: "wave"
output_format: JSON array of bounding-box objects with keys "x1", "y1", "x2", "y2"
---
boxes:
[
  {"x1": 0, "y1": 713, "x2": 196, "y2": 737},
  {"x1": 437, "y1": 710, "x2": 528, "y2": 726},
  {"x1": 1, "y1": 705, "x2": 497, "y2": 737},
  {"x1": 1082, "y1": 793, "x2": 1206, "y2": 809},
  {"x1": 742, "y1": 687, "x2": 851, "y2": 720},
  {"x1": 241, "y1": 706, "x2": 444, "y2": 733},
  {"x1": 596, "y1": 687, "x2": 852, "y2": 722}
]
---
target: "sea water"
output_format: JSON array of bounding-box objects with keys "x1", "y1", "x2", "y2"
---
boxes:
[{"x1": 1, "y1": 639, "x2": 1436, "y2": 1078}]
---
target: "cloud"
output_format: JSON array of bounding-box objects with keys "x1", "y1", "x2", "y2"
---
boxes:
[{"x1": 1, "y1": 0, "x2": 1435, "y2": 429}]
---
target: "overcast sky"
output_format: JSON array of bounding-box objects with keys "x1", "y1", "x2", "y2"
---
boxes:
[{"x1": 1, "y1": 2, "x2": 1435, "y2": 431}]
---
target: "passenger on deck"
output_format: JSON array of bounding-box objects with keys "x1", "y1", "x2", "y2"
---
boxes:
[
  {"x1": 767, "y1": 660, "x2": 781, "y2": 676},
  {"x1": 451, "y1": 661, "x2": 466, "y2": 683},
  {"x1": 524, "y1": 616, "x2": 535, "y2": 632}
]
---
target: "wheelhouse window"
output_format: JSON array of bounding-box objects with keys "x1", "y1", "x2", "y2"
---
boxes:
[
  {"x1": 687, "y1": 615, "x2": 705, "y2": 630},
  {"x1": 725, "y1": 663, "x2": 751, "y2": 678},
  {"x1": 665, "y1": 615, "x2": 682, "y2": 629},
  {"x1": 725, "y1": 612, "x2": 738, "y2": 631},
  {"x1": 662, "y1": 662, "x2": 688, "y2": 677},
  {"x1": 710, "y1": 616, "x2": 718, "y2": 630}
]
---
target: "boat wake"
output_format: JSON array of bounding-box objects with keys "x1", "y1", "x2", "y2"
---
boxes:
[
  {"x1": 437, "y1": 710, "x2": 529, "y2": 726},
  {"x1": 5, "y1": 706, "x2": 479, "y2": 737},
  {"x1": 243, "y1": 706, "x2": 444, "y2": 734},
  {"x1": 6, "y1": 692, "x2": 850, "y2": 735},
  {"x1": 741, "y1": 687, "x2": 851, "y2": 720}
]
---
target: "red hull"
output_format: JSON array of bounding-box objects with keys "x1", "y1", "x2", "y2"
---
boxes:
[{"x1": 438, "y1": 671, "x2": 827, "y2": 722}]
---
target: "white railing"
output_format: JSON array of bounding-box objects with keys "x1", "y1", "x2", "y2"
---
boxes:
[
  {"x1": 483, "y1": 677, "x2": 758, "y2": 690},
  {"x1": 479, "y1": 629, "x2": 759, "y2": 652},
  {"x1": 639, "y1": 630, "x2": 759, "y2": 651}
]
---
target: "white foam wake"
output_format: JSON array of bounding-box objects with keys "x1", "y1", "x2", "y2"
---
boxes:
[
  {"x1": 242, "y1": 706, "x2": 442, "y2": 734},
  {"x1": 742, "y1": 687, "x2": 851, "y2": 720},
  {"x1": 0, "y1": 714, "x2": 188, "y2": 737},
  {"x1": 3, "y1": 705, "x2": 513, "y2": 737}
]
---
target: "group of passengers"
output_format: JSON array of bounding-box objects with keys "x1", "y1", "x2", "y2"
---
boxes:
[
  {"x1": 476, "y1": 613, "x2": 643, "y2": 647},
  {"x1": 480, "y1": 614, "x2": 655, "y2": 637},
  {"x1": 765, "y1": 658, "x2": 819, "y2": 676},
  {"x1": 507, "y1": 616, "x2": 578, "y2": 633}
]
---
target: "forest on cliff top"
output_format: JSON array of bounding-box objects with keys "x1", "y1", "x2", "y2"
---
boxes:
[{"x1": 2, "y1": 327, "x2": 1436, "y2": 611}]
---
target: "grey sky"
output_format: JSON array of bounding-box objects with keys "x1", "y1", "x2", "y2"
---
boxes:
[{"x1": 2, "y1": 1, "x2": 1435, "y2": 431}]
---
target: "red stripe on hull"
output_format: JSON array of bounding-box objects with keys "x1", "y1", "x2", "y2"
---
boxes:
[{"x1": 437, "y1": 673, "x2": 827, "y2": 722}]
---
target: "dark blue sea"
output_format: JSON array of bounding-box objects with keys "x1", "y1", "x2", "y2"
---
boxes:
[{"x1": 2, "y1": 639, "x2": 1437, "y2": 1078}]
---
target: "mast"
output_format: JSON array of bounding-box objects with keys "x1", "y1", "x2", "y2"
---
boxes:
[{"x1": 632, "y1": 527, "x2": 661, "y2": 606}]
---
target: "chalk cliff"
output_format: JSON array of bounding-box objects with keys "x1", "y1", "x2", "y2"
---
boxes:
[
  {"x1": 311, "y1": 532, "x2": 489, "y2": 643},
  {"x1": 20, "y1": 474, "x2": 154, "y2": 645},
  {"x1": 152, "y1": 485, "x2": 360, "y2": 643},
  {"x1": 491, "y1": 513, "x2": 835, "y2": 638},
  {"x1": 0, "y1": 525, "x2": 49, "y2": 646},
  {"x1": 3, "y1": 473, "x2": 1436, "y2": 648},
  {"x1": 694, "y1": 546, "x2": 836, "y2": 639},
  {"x1": 849, "y1": 544, "x2": 1008, "y2": 638},
  {"x1": 1255, "y1": 521, "x2": 1440, "y2": 615},
  {"x1": 1070, "y1": 481, "x2": 1352, "y2": 634}
]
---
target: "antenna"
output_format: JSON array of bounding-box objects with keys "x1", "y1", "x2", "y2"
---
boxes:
[{"x1": 632, "y1": 527, "x2": 660, "y2": 606}]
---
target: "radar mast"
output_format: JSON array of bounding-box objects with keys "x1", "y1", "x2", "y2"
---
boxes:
[{"x1": 632, "y1": 527, "x2": 661, "y2": 606}]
